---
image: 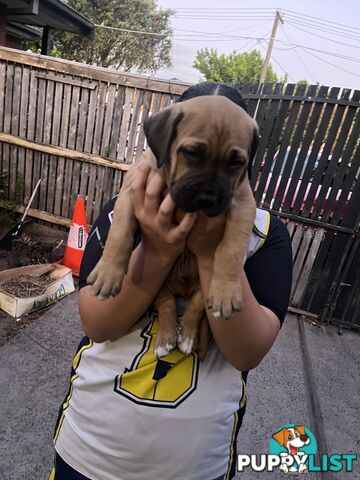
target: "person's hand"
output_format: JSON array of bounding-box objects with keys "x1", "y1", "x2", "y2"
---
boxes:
[
  {"x1": 186, "y1": 212, "x2": 227, "y2": 261},
  {"x1": 130, "y1": 163, "x2": 196, "y2": 262}
]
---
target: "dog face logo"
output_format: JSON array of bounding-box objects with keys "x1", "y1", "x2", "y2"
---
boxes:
[
  {"x1": 143, "y1": 96, "x2": 259, "y2": 217},
  {"x1": 271, "y1": 425, "x2": 315, "y2": 474}
]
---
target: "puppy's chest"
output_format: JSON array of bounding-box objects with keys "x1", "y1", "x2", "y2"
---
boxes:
[{"x1": 167, "y1": 248, "x2": 200, "y2": 298}]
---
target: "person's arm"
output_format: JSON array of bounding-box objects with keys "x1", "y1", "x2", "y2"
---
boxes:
[
  {"x1": 188, "y1": 215, "x2": 292, "y2": 371},
  {"x1": 79, "y1": 164, "x2": 196, "y2": 343},
  {"x1": 197, "y1": 260, "x2": 280, "y2": 370},
  {"x1": 79, "y1": 243, "x2": 179, "y2": 342}
]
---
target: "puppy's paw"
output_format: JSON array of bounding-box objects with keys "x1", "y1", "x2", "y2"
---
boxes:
[
  {"x1": 87, "y1": 259, "x2": 125, "y2": 300},
  {"x1": 177, "y1": 329, "x2": 196, "y2": 356},
  {"x1": 207, "y1": 278, "x2": 243, "y2": 320},
  {"x1": 154, "y1": 331, "x2": 177, "y2": 359}
]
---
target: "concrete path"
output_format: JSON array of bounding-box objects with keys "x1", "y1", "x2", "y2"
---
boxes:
[{"x1": 0, "y1": 293, "x2": 359, "y2": 479}]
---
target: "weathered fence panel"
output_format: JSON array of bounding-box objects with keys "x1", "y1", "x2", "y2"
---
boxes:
[{"x1": 0, "y1": 46, "x2": 359, "y2": 329}]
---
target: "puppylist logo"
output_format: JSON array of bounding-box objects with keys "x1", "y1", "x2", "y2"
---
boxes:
[{"x1": 237, "y1": 424, "x2": 357, "y2": 474}]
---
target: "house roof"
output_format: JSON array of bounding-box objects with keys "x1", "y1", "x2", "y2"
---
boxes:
[
  {"x1": 0, "y1": 0, "x2": 94, "y2": 36},
  {"x1": 6, "y1": 22, "x2": 41, "y2": 41}
]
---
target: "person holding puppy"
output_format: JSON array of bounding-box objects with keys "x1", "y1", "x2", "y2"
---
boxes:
[{"x1": 50, "y1": 83, "x2": 292, "y2": 480}]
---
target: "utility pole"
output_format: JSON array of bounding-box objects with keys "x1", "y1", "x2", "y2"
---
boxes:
[{"x1": 259, "y1": 9, "x2": 284, "y2": 84}]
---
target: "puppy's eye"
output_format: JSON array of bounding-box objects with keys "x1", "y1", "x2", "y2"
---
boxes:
[
  {"x1": 181, "y1": 147, "x2": 199, "y2": 162},
  {"x1": 228, "y1": 153, "x2": 246, "y2": 171},
  {"x1": 288, "y1": 434, "x2": 293, "y2": 440}
]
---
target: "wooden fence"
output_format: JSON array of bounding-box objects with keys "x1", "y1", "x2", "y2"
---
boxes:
[{"x1": 0, "y1": 46, "x2": 359, "y2": 327}]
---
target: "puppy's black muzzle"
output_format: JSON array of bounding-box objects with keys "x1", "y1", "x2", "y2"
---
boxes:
[{"x1": 170, "y1": 174, "x2": 231, "y2": 217}]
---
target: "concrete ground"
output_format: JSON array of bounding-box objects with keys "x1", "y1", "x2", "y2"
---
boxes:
[{"x1": 0, "y1": 293, "x2": 359, "y2": 480}]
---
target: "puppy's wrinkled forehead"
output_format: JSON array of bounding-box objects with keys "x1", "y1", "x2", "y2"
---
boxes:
[{"x1": 176, "y1": 96, "x2": 255, "y2": 150}]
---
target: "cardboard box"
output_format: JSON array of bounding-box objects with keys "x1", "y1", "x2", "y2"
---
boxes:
[{"x1": 0, "y1": 264, "x2": 75, "y2": 318}]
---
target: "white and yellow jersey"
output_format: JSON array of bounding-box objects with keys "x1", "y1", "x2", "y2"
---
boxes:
[{"x1": 54, "y1": 207, "x2": 284, "y2": 480}]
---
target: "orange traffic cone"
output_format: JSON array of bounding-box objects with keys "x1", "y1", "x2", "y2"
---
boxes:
[{"x1": 62, "y1": 197, "x2": 89, "y2": 276}]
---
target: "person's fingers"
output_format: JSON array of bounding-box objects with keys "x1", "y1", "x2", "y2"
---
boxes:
[
  {"x1": 130, "y1": 163, "x2": 151, "y2": 212},
  {"x1": 157, "y1": 194, "x2": 177, "y2": 228},
  {"x1": 176, "y1": 212, "x2": 197, "y2": 236},
  {"x1": 144, "y1": 172, "x2": 165, "y2": 214}
]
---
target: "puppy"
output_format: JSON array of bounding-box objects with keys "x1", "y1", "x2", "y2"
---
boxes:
[{"x1": 87, "y1": 96, "x2": 258, "y2": 358}]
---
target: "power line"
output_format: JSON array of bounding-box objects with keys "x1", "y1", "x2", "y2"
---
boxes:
[
  {"x1": 175, "y1": 16, "x2": 274, "y2": 21},
  {"x1": 94, "y1": 23, "x2": 360, "y2": 65},
  {"x1": 173, "y1": 21, "x2": 272, "y2": 39},
  {"x1": 94, "y1": 24, "x2": 166, "y2": 37},
  {"x1": 282, "y1": 8, "x2": 360, "y2": 32},
  {"x1": 174, "y1": 8, "x2": 276, "y2": 11},
  {"x1": 283, "y1": 17, "x2": 360, "y2": 41},
  {"x1": 258, "y1": 40, "x2": 295, "y2": 82},
  {"x1": 280, "y1": 23, "x2": 317, "y2": 83},
  {"x1": 286, "y1": 21, "x2": 360, "y2": 50},
  {"x1": 300, "y1": 48, "x2": 360, "y2": 79}
]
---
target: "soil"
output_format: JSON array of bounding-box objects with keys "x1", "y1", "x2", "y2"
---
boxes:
[
  {"x1": 0, "y1": 273, "x2": 54, "y2": 297},
  {"x1": 0, "y1": 209, "x2": 76, "y2": 347}
]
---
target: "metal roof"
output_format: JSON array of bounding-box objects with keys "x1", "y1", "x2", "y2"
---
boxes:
[{"x1": 0, "y1": 0, "x2": 94, "y2": 36}]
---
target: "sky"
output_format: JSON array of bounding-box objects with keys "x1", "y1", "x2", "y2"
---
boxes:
[{"x1": 154, "y1": 0, "x2": 360, "y2": 89}]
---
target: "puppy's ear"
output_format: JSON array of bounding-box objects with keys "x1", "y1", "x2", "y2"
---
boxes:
[
  {"x1": 272, "y1": 429, "x2": 287, "y2": 446},
  {"x1": 143, "y1": 107, "x2": 184, "y2": 168},
  {"x1": 295, "y1": 426, "x2": 306, "y2": 436},
  {"x1": 248, "y1": 126, "x2": 259, "y2": 182}
]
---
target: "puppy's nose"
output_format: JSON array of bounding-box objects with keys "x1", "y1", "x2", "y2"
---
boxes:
[
  {"x1": 300, "y1": 435, "x2": 308, "y2": 442},
  {"x1": 199, "y1": 191, "x2": 217, "y2": 207}
]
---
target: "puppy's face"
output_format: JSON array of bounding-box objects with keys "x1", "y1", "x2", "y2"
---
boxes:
[
  {"x1": 272, "y1": 426, "x2": 310, "y2": 455},
  {"x1": 143, "y1": 96, "x2": 258, "y2": 217}
]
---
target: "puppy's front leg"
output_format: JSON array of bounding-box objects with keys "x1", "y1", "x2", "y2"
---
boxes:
[
  {"x1": 153, "y1": 285, "x2": 178, "y2": 358},
  {"x1": 208, "y1": 179, "x2": 256, "y2": 320},
  {"x1": 87, "y1": 191, "x2": 137, "y2": 300}
]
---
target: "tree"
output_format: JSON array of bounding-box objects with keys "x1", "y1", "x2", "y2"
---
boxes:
[
  {"x1": 193, "y1": 48, "x2": 280, "y2": 84},
  {"x1": 27, "y1": 0, "x2": 174, "y2": 72}
]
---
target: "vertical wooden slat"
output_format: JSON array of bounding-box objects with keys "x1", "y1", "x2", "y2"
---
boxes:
[
  {"x1": 262, "y1": 83, "x2": 306, "y2": 207},
  {"x1": 292, "y1": 227, "x2": 325, "y2": 306},
  {"x1": 24, "y1": 70, "x2": 37, "y2": 203},
  {"x1": 126, "y1": 89, "x2": 143, "y2": 163},
  {"x1": 281, "y1": 86, "x2": 329, "y2": 214},
  {"x1": 250, "y1": 83, "x2": 280, "y2": 189},
  {"x1": 135, "y1": 90, "x2": 152, "y2": 161},
  {"x1": 304, "y1": 88, "x2": 349, "y2": 218},
  {"x1": 117, "y1": 86, "x2": 134, "y2": 162},
  {"x1": 100, "y1": 83, "x2": 116, "y2": 157},
  {"x1": 332, "y1": 112, "x2": 360, "y2": 224},
  {"x1": 9, "y1": 65, "x2": 22, "y2": 200},
  {"x1": 81, "y1": 82, "x2": 98, "y2": 218},
  {"x1": 272, "y1": 84, "x2": 319, "y2": 211},
  {"x1": 32, "y1": 76, "x2": 46, "y2": 209},
  {"x1": 17, "y1": 66, "x2": 30, "y2": 205},
  {"x1": 108, "y1": 85, "x2": 125, "y2": 158},
  {"x1": 0, "y1": 61, "x2": 6, "y2": 177},
  {"x1": 46, "y1": 79, "x2": 63, "y2": 213},
  {"x1": 253, "y1": 84, "x2": 295, "y2": 201},
  {"x1": 87, "y1": 82, "x2": 107, "y2": 222},
  {"x1": 315, "y1": 90, "x2": 360, "y2": 221},
  {"x1": 54, "y1": 81, "x2": 71, "y2": 216},
  {"x1": 39, "y1": 79, "x2": 55, "y2": 211},
  {"x1": 3, "y1": 63, "x2": 14, "y2": 200},
  {"x1": 99, "y1": 83, "x2": 117, "y2": 208},
  {"x1": 61, "y1": 84, "x2": 80, "y2": 218},
  {"x1": 71, "y1": 80, "x2": 91, "y2": 209},
  {"x1": 292, "y1": 87, "x2": 340, "y2": 216}
]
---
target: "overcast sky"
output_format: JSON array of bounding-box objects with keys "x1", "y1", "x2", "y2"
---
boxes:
[{"x1": 155, "y1": 0, "x2": 360, "y2": 90}]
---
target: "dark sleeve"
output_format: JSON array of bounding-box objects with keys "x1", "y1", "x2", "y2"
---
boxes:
[
  {"x1": 244, "y1": 215, "x2": 293, "y2": 326},
  {"x1": 78, "y1": 196, "x2": 141, "y2": 290}
]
